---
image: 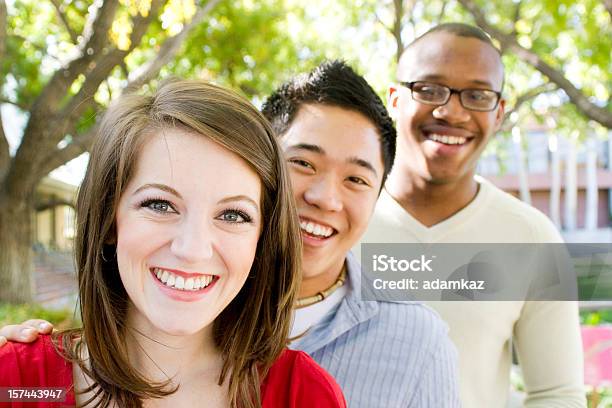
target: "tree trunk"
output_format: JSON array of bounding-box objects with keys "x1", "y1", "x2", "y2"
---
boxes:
[
  {"x1": 549, "y1": 134, "x2": 561, "y2": 228},
  {"x1": 0, "y1": 194, "x2": 35, "y2": 303},
  {"x1": 585, "y1": 136, "x2": 598, "y2": 230}
]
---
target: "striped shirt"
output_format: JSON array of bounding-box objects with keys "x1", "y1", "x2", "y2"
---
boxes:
[{"x1": 290, "y1": 252, "x2": 461, "y2": 407}]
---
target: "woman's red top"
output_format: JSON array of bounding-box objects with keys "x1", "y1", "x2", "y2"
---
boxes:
[{"x1": 0, "y1": 335, "x2": 346, "y2": 407}]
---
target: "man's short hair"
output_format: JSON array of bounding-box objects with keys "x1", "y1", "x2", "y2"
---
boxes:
[
  {"x1": 262, "y1": 60, "x2": 396, "y2": 186},
  {"x1": 405, "y1": 22, "x2": 501, "y2": 56}
]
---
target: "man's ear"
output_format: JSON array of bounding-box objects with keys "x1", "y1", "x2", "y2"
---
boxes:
[
  {"x1": 388, "y1": 85, "x2": 400, "y2": 121},
  {"x1": 494, "y1": 98, "x2": 506, "y2": 131}
]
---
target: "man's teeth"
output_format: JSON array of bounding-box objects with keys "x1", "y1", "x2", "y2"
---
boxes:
[
  {"x1": 154, "y1": 268, "x2": 214, "y2": 291},
  {"x1": 428, "y1": 134, "x2": 467, "y2": 145},
  {"x1": 299, "y1": 220, "x2": 334, "y2": 238}
]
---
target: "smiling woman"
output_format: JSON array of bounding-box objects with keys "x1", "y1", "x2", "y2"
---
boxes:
[{"x1": 0, "y1": 80, "x2": 345, "y2": 408}]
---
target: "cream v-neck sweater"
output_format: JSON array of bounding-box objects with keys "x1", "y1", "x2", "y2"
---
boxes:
[{"x1": 356, "y1": 177, "x2": 585, "y2": 408}]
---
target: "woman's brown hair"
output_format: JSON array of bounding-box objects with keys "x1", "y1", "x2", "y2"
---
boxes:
[{"x1": 56, "y1": 79, "x2": 301, "y2": 407}]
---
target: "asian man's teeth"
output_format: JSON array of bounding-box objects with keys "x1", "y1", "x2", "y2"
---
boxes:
[
  {"x1": 153, "y1": 268, "x2": 214, "y2": 291},
  {"x1": 299, "y1": 220, "x2": 334, "y2": 238},
  {"x1": 427, "y1": 134, "x2": 467, "y2": 145}
]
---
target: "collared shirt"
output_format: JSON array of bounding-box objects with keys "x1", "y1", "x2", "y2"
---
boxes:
[{"x1": 290, "y1": 252, "x2": 461, "y2": 408}]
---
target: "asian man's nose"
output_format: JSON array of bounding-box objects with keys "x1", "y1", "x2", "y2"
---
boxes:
[{"x1": 303, "y1": 176, "x2": 343, "y2": 212}]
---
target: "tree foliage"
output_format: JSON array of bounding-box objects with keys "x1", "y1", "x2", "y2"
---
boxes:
[
  {"x1": 284, "y1": 0, "x2": 610, "y2": 135},
  {"x1": 0, "y1": 0, "x2": 309, "y2": 303}
]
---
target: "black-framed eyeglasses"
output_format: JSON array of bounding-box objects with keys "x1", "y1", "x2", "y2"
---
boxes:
[{"x1": 399, "y1": 81, "x2": 502, "y2": 112}]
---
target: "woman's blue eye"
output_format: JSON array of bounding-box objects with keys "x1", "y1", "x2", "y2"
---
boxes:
[
  {"x1": 140, "y1": 199, "x2": 177, "y2": 214},
  {"x1": 220, "y1": 210, "x2": 252, "y2": 223}
]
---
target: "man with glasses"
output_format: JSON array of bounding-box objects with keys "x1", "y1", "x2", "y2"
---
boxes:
[{"x1": 358, "y1": 23, "x2": 585, "y2": 407}]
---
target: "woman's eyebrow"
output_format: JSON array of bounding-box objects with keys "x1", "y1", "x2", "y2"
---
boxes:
[
  {"x1": 133, "y1": 183, "x2": 182, "y2": 199},
  {"x1": 219, "y1": 195, "x2": 259, "y2": 211}
]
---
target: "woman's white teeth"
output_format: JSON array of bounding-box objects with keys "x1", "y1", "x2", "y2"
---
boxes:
[
  {"x1": 153, "y1": 268, "x2": 214, "y2": 291},
  {"x1": 428, "y1": 134, "x2": 467, "y2": 145},
  {"x1": 299, "y1": 220, "x2": 333, "y2": 238}
]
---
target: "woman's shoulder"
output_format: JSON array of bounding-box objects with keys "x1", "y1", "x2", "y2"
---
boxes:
[
  {"x1": 261, "y1": 349, "x2": 346, "y2": 408},
  {"x1": 0, "y1": 334, "x2": 73, "y2": 387}
]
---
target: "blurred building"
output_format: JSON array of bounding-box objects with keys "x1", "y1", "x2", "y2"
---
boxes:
[
  {"x1": 479, "y1": 129, "x2": 612, "y2": 233},
  {"x1": 32, "y1": 177, "x2": 78, "y2": 308},
  {"x1": 34, "y1": 177, "x2": 77, "y2": 252}
]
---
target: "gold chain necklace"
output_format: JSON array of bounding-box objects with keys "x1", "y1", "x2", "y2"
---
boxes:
[{"x1": 295, "y1": 266, "x2": 347, "y2": 309}]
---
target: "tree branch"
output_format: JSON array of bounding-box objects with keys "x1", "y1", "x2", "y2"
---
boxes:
[
  {"x1": 31, "y1": 0, "x2": 119, "y2": 114},
  {"x1": 0, "y1": 0, "x2": 9, "y2": 180},
  {"x1": 49, "y1": 0, "x2": 79, "y2": 44},
  {"x1": 10, "y1": 0, "x2": 119, "y2": 193},
  {"x1": 124, "y1": 0, "x2": 222, "y2": 93},
  {"x1": 11, "y1": 34, "x2": 52, "y2": 56},
  {"x1": 58, "y1": 0, "x2": 164, "y2": 129},
  {"x1": 0, "y1": 97, "x2": 30, "y2": 111},
  {"x1": 457, "y1": 0, "x2": 612, "y2": 129},
  {"x1": 35, "y1": 125, "x2": 98, "y2": 180},
  {"x1": 374, "y1": 10, "x2": 393, "y2": 35},
  {"x1": 501, "y1": 83, "x2": 558, "y2": 132},
  {"x1": 436, "y1": 1, "x2": 447, "y2": 24},
  {"x1": 8, "y1": 0, "x2": 152, "y2": 197},
  {"x1": 119, "y1": 60, "x2": 129, "y2": 79},
  {"x1": 392, "y1": 0, "x2": 404, "y2": 62},
  {"x1": 510, "y1": 0, "x2": 522, "y2": 36},
  {"x1": 603, "y1": 0, "x2": 612, "y2": 19}
]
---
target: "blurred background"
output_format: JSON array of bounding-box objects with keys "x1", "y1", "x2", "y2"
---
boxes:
[{"x1": 0, "y1": 0, "x2": 610, "y2": 405}]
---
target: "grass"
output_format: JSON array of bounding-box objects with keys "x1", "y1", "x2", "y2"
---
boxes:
[{"x1": 0, "y1": 302, "x2": 79, "y2": 329}]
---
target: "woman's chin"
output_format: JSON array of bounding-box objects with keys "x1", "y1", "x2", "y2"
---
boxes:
[{"x1": 152, "y1": 318, "x2": 213, "y2": 337}]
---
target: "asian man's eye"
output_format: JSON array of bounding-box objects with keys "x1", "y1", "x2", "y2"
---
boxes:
[
  {"x1": 288, "y1": 158, "x2": 314, "y2": 170},
  {"x1": 348, "y1": 176, "x2": 369, "y2": 186}
]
